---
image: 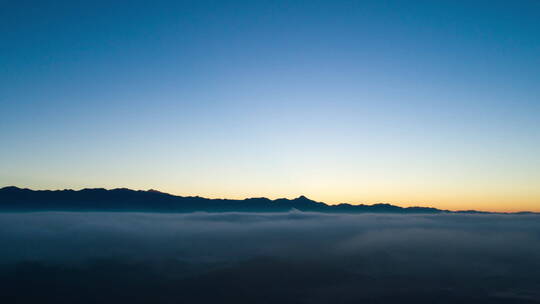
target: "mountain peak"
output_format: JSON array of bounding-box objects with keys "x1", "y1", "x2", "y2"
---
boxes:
[
  {"x1": 0, "y1": 186, "x2": 22, "y2": 192},
  {"x1": 0, "y1": 186, "x2": 525, "y2": 214}
]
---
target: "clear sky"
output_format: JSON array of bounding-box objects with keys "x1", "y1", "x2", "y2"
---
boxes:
[{"x1": 1, "y1": 1, "x2": 539, "y2": 212}]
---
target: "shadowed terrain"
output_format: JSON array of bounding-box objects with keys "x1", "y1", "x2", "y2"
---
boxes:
[{"x1": 1, "y1": 186, "x2": 524, "y2": 214}]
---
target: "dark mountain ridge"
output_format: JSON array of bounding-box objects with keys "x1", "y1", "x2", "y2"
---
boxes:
[{"x1": 0, "y1": 186, "x2": 527, "y2": 214}]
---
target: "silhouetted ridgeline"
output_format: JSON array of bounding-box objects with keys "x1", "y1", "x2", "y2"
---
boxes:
[{"x1": 0, "y1": 186, "x2": 510, "y2": 213}]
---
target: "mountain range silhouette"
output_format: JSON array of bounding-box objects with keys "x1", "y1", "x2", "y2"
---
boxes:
[{"x1": 0, "y1": 186, "x2": 532, "y2": 214}]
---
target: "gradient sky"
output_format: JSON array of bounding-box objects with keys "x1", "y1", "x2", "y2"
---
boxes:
[{"x1": 1, "y1": 0, "x2": 539, "y2": 212}]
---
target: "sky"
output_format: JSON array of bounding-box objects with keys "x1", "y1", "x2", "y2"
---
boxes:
[{"x1": 1, "y1": 0, "x2": 539, "y2": 212}]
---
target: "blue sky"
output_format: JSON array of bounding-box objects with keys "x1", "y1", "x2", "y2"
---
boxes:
[{"x1": 1, "y1": 0, "x2": 539, "y2": 211}]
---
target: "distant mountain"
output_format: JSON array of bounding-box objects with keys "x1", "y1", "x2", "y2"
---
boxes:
[{"x1": 0, "y1": 186, "x2": 518, "y2": 214}]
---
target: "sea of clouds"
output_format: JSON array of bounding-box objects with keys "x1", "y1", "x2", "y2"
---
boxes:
[{"x1": 1, "y1": 211, "x2": 540, "y2": 303}]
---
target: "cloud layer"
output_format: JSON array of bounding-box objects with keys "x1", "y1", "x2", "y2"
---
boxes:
[{"x1": 1, "y1": 211, "x2": 540, "y2": 303}]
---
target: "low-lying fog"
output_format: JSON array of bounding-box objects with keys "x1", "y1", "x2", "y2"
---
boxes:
[{"x1": 1, "y1": 212, "x2": 540, "y2": 303}]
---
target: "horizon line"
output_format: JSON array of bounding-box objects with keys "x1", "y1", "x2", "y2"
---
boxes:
[{"x1": 2, "y1": 185, "x2": 537, "y2": 214}]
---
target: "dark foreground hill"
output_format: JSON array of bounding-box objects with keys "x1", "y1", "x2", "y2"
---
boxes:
[{"x1": 0, "y1": 186, "x2": 516, "y2": 214}]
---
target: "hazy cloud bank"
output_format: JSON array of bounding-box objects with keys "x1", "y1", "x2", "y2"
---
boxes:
[{"x1": 1, "y1": 211, "x2": 540, "y2": 303}]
